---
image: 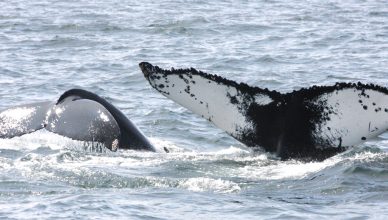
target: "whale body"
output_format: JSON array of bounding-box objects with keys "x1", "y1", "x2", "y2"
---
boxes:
[
  {"x1": 0, "y1": 89, "x2": 155, "y2": 152},
  {"x1": 140, "y1": 62, "x2": 388, "y2": 160}
]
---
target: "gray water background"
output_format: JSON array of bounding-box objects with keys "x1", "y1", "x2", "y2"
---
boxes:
[{"x1": 0, "y1": 0, "x2": 387, "y2": 219}]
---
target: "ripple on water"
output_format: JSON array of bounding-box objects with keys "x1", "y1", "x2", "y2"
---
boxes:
[{"x1": 1, "y1": 0, "x2": 388, "y2": 218}]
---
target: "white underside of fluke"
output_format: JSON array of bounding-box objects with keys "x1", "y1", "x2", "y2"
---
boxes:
[
  {"x1": 148, "y1": 73, "x2": 272, "y2": 138},
  {"x1": 313, "y1": 88, "x2": 388, "y2": 147}
]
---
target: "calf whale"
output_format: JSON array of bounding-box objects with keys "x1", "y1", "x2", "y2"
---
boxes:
[
  {"x1": 0, "y1": 89, "x2": 155, "y2": 152},
  {"x1": 140, "y1": 62, "x2": 388, "y2": 160}
]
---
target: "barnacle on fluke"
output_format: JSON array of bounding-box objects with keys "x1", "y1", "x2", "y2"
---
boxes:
[{"x1": 140, "y1": 62, "x2": 388, "y2": 161}]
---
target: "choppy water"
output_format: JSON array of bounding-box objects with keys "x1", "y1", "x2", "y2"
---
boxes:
[{"x1": 0, "y1": 0, "x2": 388, "y2": 219}]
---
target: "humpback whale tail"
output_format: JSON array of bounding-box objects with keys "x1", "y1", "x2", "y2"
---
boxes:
[
  {"x1": 0, "y1": 89, "x2": 155, "y2": 152},
  {"x1": 140, "y1": 62, "x2": 388, "y2": 160}
]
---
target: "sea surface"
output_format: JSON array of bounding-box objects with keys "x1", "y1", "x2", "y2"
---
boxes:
[{"x1": 0, "y1": 0, "x2": 387, "y2": 219}]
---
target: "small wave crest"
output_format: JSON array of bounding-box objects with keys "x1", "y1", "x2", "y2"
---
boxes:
[
  {"x1": 1, "y1": 134, "x2": 387, "y2": 196},
  {"x1": 179, "y1": 177, "x2": 241, "y2": 193}
]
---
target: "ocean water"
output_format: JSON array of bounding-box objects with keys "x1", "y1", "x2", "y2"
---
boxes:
[{"x1": 0, "y1": 0, "x2": 388, "y2": 219}]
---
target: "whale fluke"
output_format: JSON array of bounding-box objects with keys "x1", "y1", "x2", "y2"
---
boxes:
[
  {"x1": 0, "y1": 89, "x2": 155, "y2": 152},
  {"x1": 140, "y1": 62, "x2": 388, "y2": 160}
]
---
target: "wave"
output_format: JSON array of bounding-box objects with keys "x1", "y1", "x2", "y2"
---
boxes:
[{"x1": 0, "y1": 132, "x2": 387, "y2": 195}]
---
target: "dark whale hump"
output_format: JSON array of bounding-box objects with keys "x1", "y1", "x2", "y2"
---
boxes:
[{"x1": 0, "y1": 89, "x2": 155, "y2": 152}]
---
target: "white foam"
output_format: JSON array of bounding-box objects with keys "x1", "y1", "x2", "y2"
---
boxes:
[
  {"x1": 179, "y1": 177, "x2": 241, "y2": 193},
  {"x1": 0, "y1": 107, "x2": 35, "y2": 121},
  {"x1": 213, "y1": 146, "x2": 250, "y2": 155},
  {"x1": 148, "y1": 137, "x2": 187, "y2": 153},
  {"x1": 0, "y1": 129, "x2": 82, "y2": 150},
  {"x1": 0, "y1": 107, "x2": 36, "y2": 134},
  {"x1": 238, "y1": 156, "x2": 341, "y2": 180},
  {"x1": 1, "y1": 131, "x2": 385, "y2": 193}
]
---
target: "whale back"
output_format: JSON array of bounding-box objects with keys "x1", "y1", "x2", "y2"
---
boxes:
[
  {"x1": 0, "y1": 89, "x2": 155, "y2": 152},
  {"x1": 0, "y1": 101, "x2": 54, "y2": 138},
  {"x1": 46, "y1": 94, "x2": 120, "y2": 151},
  {"x1": 55, "y1": 89, "x2": 155, "y2": 151}
]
